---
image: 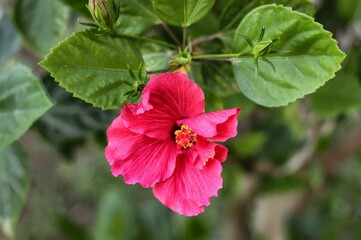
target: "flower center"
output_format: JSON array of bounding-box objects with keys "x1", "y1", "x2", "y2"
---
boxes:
[{"x1": 174, "y1": 124, "x2": 197, "y2": 149}]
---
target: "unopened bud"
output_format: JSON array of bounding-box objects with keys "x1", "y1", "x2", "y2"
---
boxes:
[
  {"x1": 176, "y1": 51, "x2": 192, "y2": 66},
  {"x1": 87, "y1": 0, "x2": 119, "y2": 31},
  {"x1": 252, "y1": 39, "x2": 278, "y2": 58}
]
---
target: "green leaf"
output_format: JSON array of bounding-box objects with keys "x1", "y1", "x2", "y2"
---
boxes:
[
  {"x1": 230, "y1": 132, "x2": 267, "y2": 157},
  {"x1": 232, "y1": 4, "x2": 345, "y2": 107},
  {"x1": 56, "y1": 215, "x2": 90, "y2": 240},
  {"x1": 0, "y1": 16, "x2": 21, "y2": 67},
  {"x1": 94, "y1": 189, "x2": 137, "y2": 240},
  {"x1": 337, "y1": 0, "x2": 361, "y2": 22},
  {"x1": 14, "y1": 0, "x2": 69, "y2": 55},
  {"x1": 309, "y1": 74, "x2": 361, "y2": 118},
  {"x1": 143, "y1": 52, "x2": 172, "y2": 72},
  {"x1": 35, "y1": 77, "x2": 115, "y2": 158},
  {"x1": 188, "y1": 11, "x2": 219, "y2": 38},
  {"x1": 115, "y1": 0, "x2": 161, "y2": 34},
  {"x1": 0, "y1": 143, "x2": 30, "y2": 238},
  {"x1": 153, "y1": 0, "x2": 215, "y2": 27},
  {"x1": 40, "y1": 30, "x2": 145, "y2": 109},
  {"x1": 259, "y1": 175, "x2": 309, "y2": 193},
  {"x1": 59, "y1": 0, "x2": 91, "y2": 18},
  {"x1": 0, "y1": 65, "x2": 53, "y2": 149},
  {"x1": 220, "y1": 0, "x2": 316, "y2": 30}
]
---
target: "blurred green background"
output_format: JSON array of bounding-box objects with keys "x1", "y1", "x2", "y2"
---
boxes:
[{"x1": 1, "y1": 0, "x2": 361, "y2": 239}]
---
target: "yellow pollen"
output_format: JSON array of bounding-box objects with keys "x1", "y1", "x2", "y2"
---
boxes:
[{"x1": 174, "y1": 125, "x2": 197, "y2": 149}]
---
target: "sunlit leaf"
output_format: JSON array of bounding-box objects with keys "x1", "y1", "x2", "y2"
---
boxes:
[
  {"x1": 220, "y1": 0, "x2": 316, "y2": 30},
  {"x1": 0, "y1": 143, "x2": 30, "y2": 238},
  {"x1": 0, "y1": 65, "x2": 53, "y2": 149},
  {"x1": 40, "y1": 30, "x2": 145, "y2": 109},
  {"x1": 232, "y1": 4, "x2": 345, "y2": 107},
  {"x1": 153, "y1": 0, "x2": 215, "y2": 27},
  {"x1": 14, "y1": 0, "x2": 69, "y2": 55}
]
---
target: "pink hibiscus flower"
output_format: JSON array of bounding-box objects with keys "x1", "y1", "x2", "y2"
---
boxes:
[{"x1": 105, "y1": 72, "x2": 240, "y2": 216}]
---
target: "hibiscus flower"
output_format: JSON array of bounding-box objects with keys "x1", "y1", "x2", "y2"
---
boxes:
[{"x1": 105, "y1": 72, "x2": 240, "y2": 216}]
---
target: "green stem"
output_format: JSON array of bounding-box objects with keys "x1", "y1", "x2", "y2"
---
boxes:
[
  {"x1": 115, "y1": 33, "x2": 177, "y2": 49},
  {"x1": 182, "y1": 27, "x2": 188, "y2": 49},
  {"x1": 192, "y1": 53, "x2": 241, "y2": 60}
]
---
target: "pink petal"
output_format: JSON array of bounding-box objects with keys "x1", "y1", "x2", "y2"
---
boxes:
[
  {"x1": 178, "y1": 108, "x2": 240, "y2": 142},
  {"x1": 153, "y1": 154, "x2": 223, "y2": 216},
  {"x1": 105, "y1": 115, "x2": 181, "y2": 188},
  {"x1": 190, "y1": 137, "x2": 229, "y2": 168},
  {"x1": 105, "y1": 114, "x2": 138, "y2": 165},
  {"x1": 122, "y1": 72, "x2": 205, "y2": 139},
  {"x1": 193, "y1": 137, "x2": 216, "y2": 168},
  {"x1": 214, "y1": 144, "x2": 228, "y2": 163}
]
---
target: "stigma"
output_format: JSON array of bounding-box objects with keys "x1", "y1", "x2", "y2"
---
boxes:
[{"x1": 174, "y1": 124, "x2": 197, "y2": 149}]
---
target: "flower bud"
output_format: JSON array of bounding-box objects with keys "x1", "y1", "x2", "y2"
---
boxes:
[
  {"x1": 252, "y1": 39, "x2": 278, "y2": 58},
  {"x1": 87, "y1": 0, "x2": 119, "y2": 31},
  {"x1": 176, "y1": 53, "x2": 192, "y2": 66}
]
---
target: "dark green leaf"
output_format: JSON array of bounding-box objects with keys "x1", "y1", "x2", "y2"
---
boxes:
[
  {"x1": 153, "y1": 0, "x2": 215, "y2": 27},
  {"x1": 337, "y1": 0, "x2": 361, "y2": 21},
  {"x1": 115, "y1": 0, "x2": 161, "y2": 34},
  {"x1": 94, "y1": 189, "x2": 137, "y2": 240},
  {"x1": 309, "y1": 74, "x2": 361, "y2": 118},
  {"x1": 0, "y1": 143, "x2": 30, "y2": 238},
  {"x1": 258, "y1": 119, "x2": 302, "y2": 165},
  {"x1": 59, "y1": 0, "x2": 91, "y2": 18},
  {"x1": 56, "y1": 215, "x2": 90, "y2": 240},
  {"x1": 232, "y1": 4, "x2": 345, "y2": 107},
  {"x1": 40, "y1": 31, "x2": 145, "y2": 109},
  {"x1": 230, "y1": 132, "x2": 267, "y2": 157},
  {"x1": 0, "y1": 65, "x2": 53, "y2": 149},
  {"x1": 192, "y1": 62, "x2": 238, "y2": 97},
  {"x1": 0, "y1": 16, "x2": 21, "y2": 66},
  {"x1": 259, "y1": 175, "x2": 309, "y2": 193},
  {"x1": 14, "y1": 0, "x2": 69, "y2": 55},
  {"x1": 35, "y1": 77, "x2": 115, "y2": 158},
  {"x1": 222, "y1": 93, "x2": 255, "y2": 118},
  {"x1": 188, "y1": 11, "x2": 219, "y2": 38}
]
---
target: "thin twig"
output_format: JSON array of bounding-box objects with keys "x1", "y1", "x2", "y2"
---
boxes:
[{"x1": 191, "y1": 32, "x2": 222, "y2": 47}]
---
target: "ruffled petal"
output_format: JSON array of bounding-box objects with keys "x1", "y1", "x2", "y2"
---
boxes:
[
  {"x1": 191, "y1": 137, "x2": 229, "y2": 168},
  {"x1": 105, "y1": 114, "x2": 139, "y2": 165},
  {"x1": 195, "y1": 137, "x2": 216, "y2": 168},
  {"x1": 178, "y1": 108, "x2": 240, "y2": 142},
  {"x1": 214, "y1": 144, "x2": 228, "y2": 163},
  {"x1": 105, "y1": 116, "x2": 181, "y2": 188},
  {"x1": 122, "y1": 72, "x2": 205, "y2": 139},
  {"x1": 153, "y1": 154, "x2": 223, "y2": 216}
]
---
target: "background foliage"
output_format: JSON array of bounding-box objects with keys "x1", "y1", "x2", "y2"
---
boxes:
[{"x1": 0, "y1": 0, "x2": 361, "y2": 239}]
